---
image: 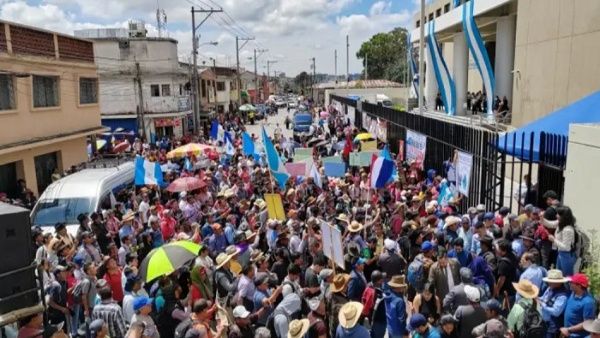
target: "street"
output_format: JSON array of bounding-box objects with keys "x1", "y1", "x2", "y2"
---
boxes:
[{"x1": 245, "y1": 107, "x2": 294, "y2": 139}]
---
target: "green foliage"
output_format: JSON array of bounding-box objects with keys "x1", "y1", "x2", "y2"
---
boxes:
[
  {"x1": 356, "y1": 27, "x2": 409, "y2": 83},
  {"x1": 393, "y1": 104, "x2": 405, "y2": 111},
  {"x1": 583, "y1": 229, "x2": 600, "y2": 298},
  {"x1": 294, "y1": 71, "x2": 310, "y2": 92}
]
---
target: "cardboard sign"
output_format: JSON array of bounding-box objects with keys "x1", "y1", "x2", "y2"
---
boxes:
[
  {"x1": 320, "y1": 222, "x2": 345, "y2": 269},
  {"x1": 322, "y1": 156, "x2": 344, "y2": 164},
  {"x1": 361, "y1": 140, "x2": 377, "y2": 151},
  {"x1": 324, "y1": 162, "x2": 346, "y2": 177},
  {"x1": 457, "y1": 151, "x2": 473, "y2": 197},
  {"x1": 350, "y1": 151, "x2": 377, "y2": 167},
  {"x1": 406, "y1": 130, "x2": 427, "y2": 169},
  {"x1": 285, "y1": 162, "x2": 306, "y2": 177},
  {"x1": 264, "y1": 193, "x2": 286, "y2": 221}
]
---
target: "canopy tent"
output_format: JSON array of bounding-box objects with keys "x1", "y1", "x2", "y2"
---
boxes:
[{"x1": 498, "y1": 90, "x2": 600, "y2": 161}]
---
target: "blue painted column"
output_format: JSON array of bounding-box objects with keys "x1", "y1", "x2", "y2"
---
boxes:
[{"x1": 453, "y1": 33, "x2": 469, "y2": 116}]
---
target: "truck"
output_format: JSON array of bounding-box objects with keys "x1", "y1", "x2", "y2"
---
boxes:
[
  {"x1": 293, "y1": 113, "x2": 314, "y2": 142},
  {"x1": 359, "y1": 93, "x2": 394, "y2": 108}
]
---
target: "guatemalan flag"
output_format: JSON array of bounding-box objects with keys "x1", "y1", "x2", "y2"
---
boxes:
[
  {"x1": 210, "y1": 120, "x2": 219, "y2": 140},
  {"x1": 380, "y1": 144, "x2": 398, "y2": 182},
  {"x1": 370, "y1": 155, "x2": 394, "y2": 189},
  {"x1": 224, "y1": 132, "x2": 235, "y2": 156},
  {"x1": 134, "y1": 156, "x2": 164, "y2": 186},
  {"x1": 262, "y1": 127, "x2": 290, "y2": 189},
  {"x1": 242, "y1": 132, "x2": 260, "y2": 161}
]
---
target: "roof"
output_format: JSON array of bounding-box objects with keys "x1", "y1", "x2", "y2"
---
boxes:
[
  {"x1": 0, "y1": 19, "x2": 93, "y2": 43},
  {"x1": 315, "y1": 79, "x2": 402, "y2": 89},
  {"x1": 214, "y1": 67, "x2": 237, "y2": 77},
  {"x1": 87, "y1": 36, "x2": 178, "y2": 43}
]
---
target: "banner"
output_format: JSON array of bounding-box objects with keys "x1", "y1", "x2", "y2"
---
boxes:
[
  {"x1": 456, "y1": 151, "x2": 473, "y2": 196},
  {"x1": 350, "y1": 151, "x2": 377, "y2": 167},
  {"x1": 347, "y1": 106, "x2": 356, "y2": 126},
  {"x1": 361, "y1": 140, "x2": 377, "y2": 151},
  {"x1": 285, "y1": 162, "x2": 306, "y2": 177},
  {"x1": 406, "y1": 130, "x2": 427, "y2": 169},
  {"x1": 398, "y1": 140, "x2": 405, "y2": 162},
  {"x1": 322, "y1": 156, "x2": 344, "y2": 164},
  {"x1": 264, "y1": 193, "x2": 286, "y2": 220},
  {"x1": 293, "y1": 147, "x2": 312, "y2": 162},
  {"x1": 324, "y1": 162, "x2": 346, "y2": 177}
]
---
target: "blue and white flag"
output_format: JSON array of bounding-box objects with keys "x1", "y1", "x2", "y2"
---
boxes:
[
  {"x1": 380, "y1": 145, "x2": 398, "y2": 182},
  {"x1": 438, "y1": 180, "x2": 454, "y2": 206},
  {"x1": 370, "y1": 156, "x2": 394, "y2": 189},
  {"x1": 134, "y1": 156, "x2": 164, "y2": 186},
  {"x1": 184, "y1": 157, "x2": 193, "y2": 171},
  {"x1": 210, "y1": 120, "x2": 219, "y2": 140},
  {"x1": 224, "y1": 132, "x2": 235, "y2": 156},
  {"x1": 242, "y1": 132, "x2": 260, "y2": 161},
  {"x1": 261, "y1": 127, "x2": 290, "y2": 189},
  {"x1": 309, "y1": 160, "x2": 322, "y2": 188}
]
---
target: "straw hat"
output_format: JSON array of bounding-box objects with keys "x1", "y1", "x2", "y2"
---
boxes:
[
  {"x1": 543, "y1": 269, "x2": 570, "y2": 284},
  {"x1": 338, "y1": 302, "x2": 364, "y2": 329},
  {"x1": 444, "y1": 216, "x2": 461, "y2": 228},
  {"x1": 347, "y1": 221, "x2": 364, "y2": 233},
  {"x1": 225, "y1": 245, "x2": 240, "y2": 257},
  {"x1": 122, "y1": 211, "x2": 135, "y2": 222},
  {"x1": 583, "y1": 319, "x2": 600, "y2": 334},
  {"x1": 388, "y1": 275, "x2": 407, "y2": 289},
  {"x1": 224, "y1": 189, "x2": 235, "y2": 199},
  {"x1": 249, "y1": 251, "x2": 266, "y2": 263},
  {"x1": 512, "y1": 279, "x2": 539, "y2": 299},
  {"x1": 330, "y1": 273, "x2": 350, "y2": 293},
  {"x1": 336, "y1": 213, "x2": 349, "y2": 223},
  {"x1": 254, "y1": 199, "x2": 267, "y2": 209},
  {"x1": 287, "y1": 319, "x2": 310, "y2": 338},
  {"x1": 215, "y1": 253, "x2": 233, "y2": 269}
]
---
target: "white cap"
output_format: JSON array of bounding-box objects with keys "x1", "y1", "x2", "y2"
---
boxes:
[
  {"x1": 464, "y1": 285, "x2": 480, "y2": 302},
  {"x1": 384, "y1": 239, "x2": 396, "y2": 251},
  {"x1": 232, "y1": 305, "x2": 250, "y2": 319}
]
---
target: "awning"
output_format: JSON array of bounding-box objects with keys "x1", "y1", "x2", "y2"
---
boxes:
[{"x1": 498, "y1": 90, "x2": 600, "y2": 161}]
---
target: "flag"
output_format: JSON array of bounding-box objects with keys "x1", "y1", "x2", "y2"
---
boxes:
[
  {"x1": 210, "y1": 120, "x2": 219, "y2": 140},
  {"x1": 380, "y1": 145, "x2": 398, "y2": 182},
  {"x1": 261, "y1": 127, "x2": 290, "y2": 189},
  {"x1": 309, "y1": 160, "x2": 322, "y2": 188},
  {"x1": 242, "y1": 132, "x2": 260, "y2": 160},
  {"x1": 184, "y1": 157, "x2": 193, "y2": 171},
  {"x1": 370, "y1": 155, "x2": 394, "y2": 189},
  {"x1": 217, "y1": 124, "x2": 225, "y2": 143},
  {"x1": 224, "y1": 132, "x2": 235, "y2": 156},
  {"x1": 134, "y1": 156, "x2": 164, "y2": 186}
]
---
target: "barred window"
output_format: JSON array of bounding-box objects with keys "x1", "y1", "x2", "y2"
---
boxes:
[
  {"x1": 0, "y1": 74, "x2": 16, "y2": 111},
  {"x1": 79, "y1": 78, "x2": 98, "y2": 104},
  {"x1": 150, "y1": 84, "x2": 160, "y2": 97},
  {"x1": 216, "y1": 81, "x2": 225, "y2": 91},
  {"x1": 33, "y1": 75, "x2": 59, "y2": 108},
  {"x1": 161, "y1": 84, "x2": 171, "y2": 96}
]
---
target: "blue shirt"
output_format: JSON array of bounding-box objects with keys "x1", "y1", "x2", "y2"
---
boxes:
[
  {"x1": 519, "y1": 265, "x2": 547, "y2": 291},
  {"x1": 201, "y1": 223, "x2": 214, "y2": 238},
  {"x1": 540, "y1": 287, "x2": 569, "y2": 322},
  {"x1": 150, "y1": 229, "x2": 163, "y2": 248},
  {"x1": 208, "y1": 233, "x2": 227, "y2": 254},
  {"x1": 564, "y1": 291, "x2": 596, "y2": 338},
  {"x1": 458, "y1": 227, "x2": 473, "y2": 252},
  {"x1": 413, "y1": 327, "x2": 442, "y2": 338},
  {"x1": 253, "y1": 289, "x2": 272, "y2": 325},
  {"x1": 512, "y1": 239, "x2": 525, "y2": 257}
]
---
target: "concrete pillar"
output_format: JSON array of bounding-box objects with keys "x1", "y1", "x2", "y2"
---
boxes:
[
  {"x1": 425, "y1": 46, "x2": 438, "y2": 110},
  {"x1": 494, "y1": 15, "x2": 516, "y2": 104},
  {"x1": 453, "y1": 33, "x2": 469, "y2": 116}
]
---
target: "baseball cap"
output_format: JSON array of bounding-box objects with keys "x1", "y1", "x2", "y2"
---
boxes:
[
  {"x1": 569, "y1": 273, "x2": 590, "y2": 288},
  {"x1": 464, "y1": 285, "x2": 480, "y2": 302},
  {"x1": 483, "y1": 212, "x2": 495, "y2": 221},
  {"x1": 484, "y1": 319, "x2": 507, "y2": 337},
  {"x1": 483, "y1": 299, "x2": 502, "y2": 313},
  {"x1": 409, "y1": 314, "x2": 427, "y2": 329},
  {"x1": 232, "y1": 305, "x2": 250, "y2": 319},
  {"x1": 421, "y1": 241, "x2": 434, "y2": 252},
  {"x1": 133, "y1": 296, "x2": 153, "y2": 312}
]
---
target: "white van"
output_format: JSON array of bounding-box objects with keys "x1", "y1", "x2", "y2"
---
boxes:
[{"x1": 30, "y1": 161, "x2": 135, "y2": 235}]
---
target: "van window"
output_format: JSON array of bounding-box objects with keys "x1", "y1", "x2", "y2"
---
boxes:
[
  {"x1": 99, "y1": 192, "x2": 112, "y2": 211},
  {"x1": 32, "y1": 198, "x2": 93, "y2": 226}
]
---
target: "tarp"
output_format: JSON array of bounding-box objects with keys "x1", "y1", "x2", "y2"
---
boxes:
[{"x1": 498, "y1": 90, "x2": 600, "y2": 161}]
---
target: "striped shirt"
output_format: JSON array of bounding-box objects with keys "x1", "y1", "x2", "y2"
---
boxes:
[{"x1": 92, "y1": 300, "x2": 127, "y2": 338}]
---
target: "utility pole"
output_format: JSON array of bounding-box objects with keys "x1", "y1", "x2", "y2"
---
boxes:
[
  {"x1": 236, "y1": 36, "x2": 255, "y2": 107},
  {"x1": 191, "y1": 6, "x2": 222, "y2": 134},
  {"x1": 365, "y1": 53, "x2": 368, "y2": 81},
  {"x1": 266, "y1": 60, "x2": 277, "y2": 96},
  {"x1": 311, "y1": 57, "x2": 316, "y2": 100},
  {"x1": 253, "y1": 48, "x2": 268, "y2": 102},
  {"x1": 135, "y1": 62, "x2": 147, "y2": 141},
  {"x1": 334, "y1": 49, "x2": 338, "y2": 83},
  {"x1": 346, "y1": 34, "x2": 349, "y2": 88},
  {"x1": 418, "y1": 0, "x2": 425, "y2": 114}
]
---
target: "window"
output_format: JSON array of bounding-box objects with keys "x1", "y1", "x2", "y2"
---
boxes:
[
  {"x1": 428, "y1": 13, "x2": 434, "y2": 21},
  {"x1": 79, "y1": 78, "x2": 98, "y2": 104},
  {"x1": 179, "y1": 84, "x2": 183, "y2": 95},
  {"x1": 0, "y1": 74, "x2": 16, "y2": 111},
  {"x1": 201, "y1": 80, "x2": 207, "y2": 98},
  {"x1": 444, "y1": 3, "x2": 450, "y2": 12},
  {"x1": 32, "y1": 75, "x2": 59, "y2": 108},
  {"x1": 436, "y1": 8, "x2": 441, "y2": 17},
  {"x1": 216, "y1": 81, "x2": 225, "y2": 91},
  {"x1": 150, "y1": 84, "x2": 160, "y2": 97},
  {"x1": 416, "y1": 20, "x2": 420, "y2": 28},
  {"x1": 161, "y1": 84, "x2": 171, "y2": 96}
]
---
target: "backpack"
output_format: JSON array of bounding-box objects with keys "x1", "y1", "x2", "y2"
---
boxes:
[
  {"x1": 174, "y1": 318, "x2": 193, "y2": 338},
  {"x1": 518, "y1": 300, "x2": 545, "y2": 338},
  {"x1": 361, "y1": 286, "x2": 376, "y2": 318},
  {"x1": 572, "y1": 226, "x2": 591, "y2": 272},
  {"x1": 407, "y1": 257, "x2": 425, "y2": 292},
  {"x1": 267, "y1": 307, "x2": 302, "y2": 338}
]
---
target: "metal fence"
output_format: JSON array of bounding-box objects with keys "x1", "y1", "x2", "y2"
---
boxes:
[{"x1": 330, "y1": 94, "x2": 568, "y2": 212}]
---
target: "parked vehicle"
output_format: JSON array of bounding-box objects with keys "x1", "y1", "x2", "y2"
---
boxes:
[
  {"x1": 293, "y1": 113, "x2": 314, "y2": 142},
  {"x1": 30, "y1": 161, "x2": 135, "y2": 235}
]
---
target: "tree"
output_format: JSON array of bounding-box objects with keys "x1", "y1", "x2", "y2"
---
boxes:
[
  {"x1": 356, "y1": 27, "x2": 409, "y2": 84},
  {"x1": 294, "y1": 71, "x2": 310, "y2": 93}
]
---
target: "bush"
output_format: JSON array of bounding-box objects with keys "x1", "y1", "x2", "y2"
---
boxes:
[{"x1": 583, "y1": 229, "x2": 600, "y2": 298}]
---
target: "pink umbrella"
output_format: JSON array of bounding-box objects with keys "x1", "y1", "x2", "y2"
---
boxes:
[
  {"x1": 166, "y1": 177, "x2": 207, "y2": 192},
  {"x1": 112, "y1": 140, "x2": 130, "y2": 153},
  {"x1": 320, "y1": 111, "x2": 329, "y2": 118}
]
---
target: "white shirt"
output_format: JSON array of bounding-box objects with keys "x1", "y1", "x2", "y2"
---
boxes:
[
  {"x1": 138, "y1": 201, "x2": 150, "y2": 223},
  {"x1": 446, "y1": 265, "x2": 456, "y2": 290}
]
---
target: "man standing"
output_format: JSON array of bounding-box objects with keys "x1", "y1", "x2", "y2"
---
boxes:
[
  {"x1": 443, "y1": 268, "x2": 475, "y2": 314},
  {"x1": 454, "y1": 285, "x2": 486, "y2": 338},
  {"x1": 507, "y1": 279, "x2": 541, "y2": 335},
  {"x1": 348, "y1": 257, "x2": 367, "y2": 302},
  {"x1": 540, "y1": 270, "x2": 570, "y2": 338},
  {"x1": 518, "y1": 252, "x2": 547, "y2": 292},
  {"x1": 384, "y1": 275, "x2": 408, "y2": 338},
  {"x1": 130, "y1": 296, "x2": 159, "y2": 338},
  {"x1": 428, "y1": 249, "x2": 460, "y2": 302},
  {"x1": 92, "y1": 287, "x2": 127, "y2": 338},
  {"x1": 560, "y1": 273, "x2": 597, "y2": 338}
]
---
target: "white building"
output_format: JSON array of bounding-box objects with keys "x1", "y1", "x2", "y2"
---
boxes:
[{"x1": 75, "y1": 24, "x2": 192, "y2": 140}]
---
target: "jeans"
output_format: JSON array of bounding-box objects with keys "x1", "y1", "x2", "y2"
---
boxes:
[
  {"x1": 557, "y1": 251, "x2": 576, "y2": 276},
  {"x1": 371, "y1": 321, "x2": 386, "y2": 338},
  {"x1": 71, "y1": 303, "x2": 81, "y2": 335}
]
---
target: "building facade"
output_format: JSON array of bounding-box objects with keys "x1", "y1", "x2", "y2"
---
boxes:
[
  {"x1": 214, "y1": 67, "x2": 238, "y2": 114},
  {"x1": 75, "y1": 26, "x2": 192, "y2": 140},
  {"x1": 0, "y1": 20, "x2": 105, "y2": 196},
  {"x1": 411, "y1": 0, "x2": 600, "y2": 126}
]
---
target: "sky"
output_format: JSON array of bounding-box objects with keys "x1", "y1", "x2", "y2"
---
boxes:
[{"x1": 0, "y1": 0, "x2": 420, "y2": 77}]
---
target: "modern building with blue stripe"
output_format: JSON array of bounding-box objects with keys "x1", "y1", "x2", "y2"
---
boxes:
[{"x1": 409, "y1": 0, "x2": 600, "y2": 127}]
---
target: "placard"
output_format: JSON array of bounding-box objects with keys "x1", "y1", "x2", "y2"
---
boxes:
[
  {"x1": 322, "y1": 156, "x2": 344, "y2": 164},
  {"x1": 264, "y1": 193, "x2": 286, "y2": 221},
  {"x1": 456, "y1": 151, "x2": 473, "y2": 197},
  {"x1": 349, "y1": 151, "x2": 377, "y2": 167},
  {"x1": 324, "y1": 162, "x2": 346, "y2": 177},
  {"x1": 406, "y1": 130, "x2": 427, "y2": 169},
  {"x1": 361, "y1": 140, "x2": 377, "y2": 151},
  {"x1": 330, "y1": 226, "x2": 345, "y2": 269},
  {"x1": 320, "y1": 222, "x2": 332, "y2": 261},
  {"x1": 285, "y1": 163, "x2": 306, "y2": 177}
]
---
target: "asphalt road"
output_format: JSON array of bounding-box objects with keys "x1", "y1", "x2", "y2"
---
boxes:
[{"x1": 245, "y1": 107, "x2": 294, "y2": 140}]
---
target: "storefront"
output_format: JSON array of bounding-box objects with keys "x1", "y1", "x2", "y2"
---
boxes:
[{"x1": 154, "y1": 117, "x2": 184, "y2": 138}]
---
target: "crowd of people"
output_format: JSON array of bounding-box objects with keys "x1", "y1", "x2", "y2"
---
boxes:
[{"x1": 12, "y1": 105, "x2": 600, "y2": 338}]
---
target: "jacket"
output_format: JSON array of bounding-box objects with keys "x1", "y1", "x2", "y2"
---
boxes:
[
  {"x1": 348, "y1": 270, "x2": 367, "y2": 302},
  {"x1": 335, "y1": 324, "x2": 370, "y2": 338},
  {"x1": 428, "y1": 259, "x2": 461, "y2": 301},
  {"x1": 383, "y1": 284, "x2": 407, "y2": 337}
]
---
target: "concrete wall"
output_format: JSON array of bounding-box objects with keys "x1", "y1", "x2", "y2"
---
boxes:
[
  {"x1": 512, "y1": 0, "x2": 600, "y2": 127},
  {"x1": 325, "y1": 87, "x2": 409, "y2": 107},
  {"x1": 563, "y1": 123, "x2": 600, "y2": 235}
]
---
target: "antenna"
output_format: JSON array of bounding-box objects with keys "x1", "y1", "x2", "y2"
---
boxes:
[{"x1": 156, "y1": 0, "x2": 167, "y2": 37}]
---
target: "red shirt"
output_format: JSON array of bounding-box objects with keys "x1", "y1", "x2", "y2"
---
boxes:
[
  {"x1": 160, "y1": 216, "x2": 176, "y2": 241},
  {"x1": 104, "y1": 269, "x2": 124, "y2": 302}
]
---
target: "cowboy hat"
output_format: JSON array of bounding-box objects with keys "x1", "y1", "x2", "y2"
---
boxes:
[
  {"x1": 583, "y1": 319, "x2": 600, "y2": 334},
  {"x1": 329, "y1": 273, "x2": 350, "y2": 293},
  {"x1": 388, "y1": 275, "x2": 407, "y2": 289},
  {"x1": 244, "y1": 229, "x2": 257, "y2": 241},
  {"x1": 347, "y1": 221, "x2": 364, "y2": 233},
  {"x1": 336, "y1": 213, "x2": 349, "y2": 223},
  {"x1": 249, "y1": 250, "x2": 266, "y2": 263},
  {"x1": 287, "y1": 319, "x2": 310, "y2": 338},
  {"x1": 338, "y1": 302, "x2": 364, "y2": 329},
  {"x1": 225, "y1": 245, "x2": 240, "y2": 257},
  {"x1": 122, "y1": 211, "x2": 135, "y2": 222},
  {"x1": 215, "y1": 253, "x2": 233, "y2": 269},
  {"x1": 224, "y1": 189, "x2": 235, "y2": 199},
  {"x1": 341, "y1": 194, "x2": 351, "y2": 203},
  {"x1": 543, "y1": 269, "x2": 570, "y2": 284},
  {"x1": 512, "y1": 279, "x2": 539, "y2": 299},
  {"x1": 254, "y1": 199, "x2": 267, "y2": 209},
  {"x1": 444, "y1": 216, "x2": 461, "y2": 228}
]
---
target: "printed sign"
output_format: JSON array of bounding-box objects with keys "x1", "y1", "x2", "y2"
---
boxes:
[
  {"x1": 285, "y1": 163, "x2": 306, "y2": 177},
  {"x1": 406, "y1": 130, "x2": 427, "y2": 169},
  {"x1": 361, "y1": 140, "x2": 377, "y2": 151},
  {"x1": 264, "y1": 193, "x2": 286, "y2": 221},
  {"x1": 324, "y1": 162, "x2": 346, "y2": 177},
  {"x1": 349, "y1": 151, "x2": 377, "y2": 167},
  {"x1": 456, "y1": 151, "x2": 473, "y2": 197}
]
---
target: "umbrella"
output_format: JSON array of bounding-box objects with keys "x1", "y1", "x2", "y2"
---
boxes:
[
  {"x1": 354, "y1": 133, "x2": 375, "y2": 142},
  {"x1": 139, "y1": 241, "x2": 202, "y2": 282},
  {"x1": 166, "y1": 177, "x2": 207, "y2": 192},
  {"x1": 320, "y1": 111, "x2": 329, "y2": 118},
  {"x1": 167, "y1": 143, "x2": 215, "y2": 159},
  {"x1": 239, "y1": 104, "x2": 256, "y2": 112},
  {"x1": 96, "y1": 139, "x2": 107, "y2": 150},
  {"x1": 112, "y1": 140, "x2": 130, "y2": 153}
]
